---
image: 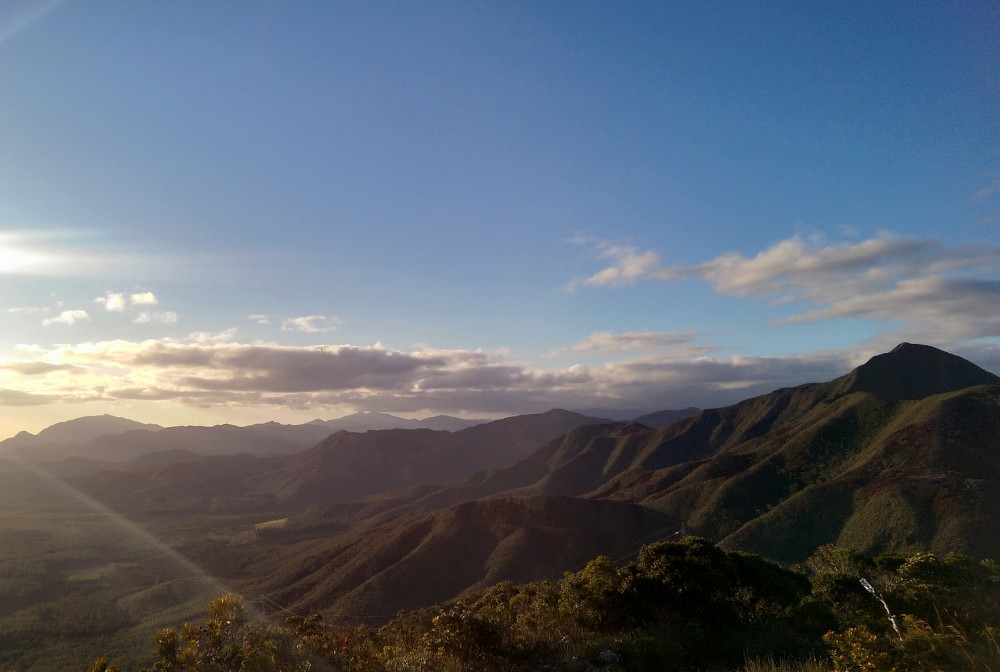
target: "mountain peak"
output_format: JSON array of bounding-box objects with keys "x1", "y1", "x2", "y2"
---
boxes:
[
  {"x1": 889, "y1": 342, "x2": 935, "y2": 355},
  {"x1": 1, "y1": 415, "x2": 164, "y2": 450},
  {"x1": 837, "y1": 343, "x2": 1000, "y2": 400}
]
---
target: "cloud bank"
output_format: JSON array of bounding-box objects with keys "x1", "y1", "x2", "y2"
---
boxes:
[{"x1": 0, "y1": 336, "x2": 872, "y2": 414}]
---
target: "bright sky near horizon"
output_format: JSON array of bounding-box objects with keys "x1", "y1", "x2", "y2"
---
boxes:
[{"x1": 1, "y1": 2, "x2": 998, "y2": 438}]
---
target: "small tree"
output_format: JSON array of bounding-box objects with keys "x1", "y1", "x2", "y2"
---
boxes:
[
  {"x1": 148, "y1": 594, "x2": 312, "y2": 672},
  {"x1": 559, "y1": 556, "x2": 627, "y2": 631}
]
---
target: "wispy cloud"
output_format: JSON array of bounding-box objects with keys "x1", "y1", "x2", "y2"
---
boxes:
[
  {"x1": 134, "y1": 311, "x2": 178, "y2": 325},
  {"x1": 248, "y1": 314, "x2": 270, "y2": 325},
  {"x1": 574, "y1": 233, "x2": 1000, "y2": 341},
  {"x1": 281, "y1": 315, "x2": 343, "y2": 333},
  {"x1": 691, "y1": 235, "x2": 992, "y2": 299},
  {"x1": 568, "y1": 240, "x2": 674, "y2": 290},
  {"x1": 186, "y1": 329, "x2": 237, "y2": 344},
  {"x1": 565, "y1": 330, "x2": 704, "y2": 355},
  {"x1": 780, "y1": 277, "x2": 1000, "y2": 341}
]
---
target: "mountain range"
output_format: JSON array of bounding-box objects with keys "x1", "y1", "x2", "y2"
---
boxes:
[
  {"x1": 2, "y1": 342, "x2": 997, "y2": 624},
  {"x1": 0, "y1": 411, "x2": 495, "y2": 472}
]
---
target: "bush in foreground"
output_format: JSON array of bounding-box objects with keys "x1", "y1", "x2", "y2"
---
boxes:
[{"x1": 85, "y1": 539, "x2": 1000, "y2": 672}]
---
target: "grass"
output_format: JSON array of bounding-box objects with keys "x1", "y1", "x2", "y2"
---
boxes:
[{"x1": 737, "y1": 655, "x2": 828, "y2": 672}]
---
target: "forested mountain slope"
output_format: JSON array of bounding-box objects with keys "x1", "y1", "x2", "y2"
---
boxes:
[{"x1": 479, "y1": 343, "x2": 1000, "y2": 561}]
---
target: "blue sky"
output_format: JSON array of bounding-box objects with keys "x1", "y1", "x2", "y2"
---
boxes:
[{"x1": 1, "y1": 1, "x2": 998, "y2": 437}]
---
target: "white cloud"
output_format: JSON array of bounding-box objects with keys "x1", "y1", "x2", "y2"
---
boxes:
[
  {"x1": 95, "y1": 292, "x2": 126, "y2": 311},
  {"x1": 95, "y1": 290, "x2": 159, "y2": 311},
  {"x1": 569, "y1": 241, "x2": 672, "y2": 290},
  {"x1": 282, "y1": 315, "x2": 343, "y2": 333},
  {"x1": 42, "y1": 310, "x2": 90, "y2": 326},
  {"x1": 693, "y1": 235, "x2": 950, "y2": 298},
  {"x1": 130, "y1": 292, "x2": 158, "y2": 305},
  {"x1": 134, "y1": 311, "x2": 178, "y2": 325},
  {"x1": 248, "y1": 314, "x2": 271, "y2": 325}
]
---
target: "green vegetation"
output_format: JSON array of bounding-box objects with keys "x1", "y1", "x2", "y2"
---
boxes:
[
  {"x1": 75, "y1": 539, "x2": 1000, "y2": 672},
  {"x1": 0, "y1": 477, "x2": 284, "y2": 672},
  {"x1": 0, "y1": 506, "x2": 219, "y2": 672}
]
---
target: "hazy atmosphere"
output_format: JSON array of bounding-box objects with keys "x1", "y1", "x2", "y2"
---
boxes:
[{"x1": 1, "y1": 1, "x2": 998, "y2": 437}]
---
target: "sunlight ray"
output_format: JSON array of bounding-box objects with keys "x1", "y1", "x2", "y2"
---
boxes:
[{"x1": 1, "y1": 453, "x2": 273, "y2": 622}]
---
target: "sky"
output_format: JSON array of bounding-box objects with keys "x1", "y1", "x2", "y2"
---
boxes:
[{"x1": 0, "y1": 1, "x2": 998, "y2": 438}]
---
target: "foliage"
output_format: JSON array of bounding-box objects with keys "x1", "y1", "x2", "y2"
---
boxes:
[
  {"x1": 814, "y1": 546, "x2": 1000, "y2": 672},
  {"x1": 824, "y1": 625, "x2": 899, "y2": 672},
  {"x1": 73, "y1": 540, "x2": 1000, "y2": 672},
  {"x1": 143, "y1": 594, "x2": 315, "y2": 672},
  {"x1": 86, "y1": 659, "x2": 122, "y2": 672}
]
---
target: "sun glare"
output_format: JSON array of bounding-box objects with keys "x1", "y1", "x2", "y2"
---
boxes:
[
  {"x1": 0, "y1": 244, "x2": 52, "y2": 274},
  {"x1": 0, "y1": 231, "x2": 79, "y2": 275}
]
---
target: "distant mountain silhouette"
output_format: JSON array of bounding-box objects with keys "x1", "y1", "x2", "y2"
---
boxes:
[
  {"x1": 4, "y1": 423, "x2": 323, "y2": 465},
  {"x1": 1, "y1": 413, "x2": 490, "y2": 469},
  {"x1": 311, "y1": 411, "x2": 488, "y2": 433},
  {"x1": 418, "y1": 414, "x2": 490, "y2": 432},
  {"x1": 0, "y1": 415, "x2": 163, "y2": 451},
  {"x1": 73, "y1": 409, "x2": 612, "y2": 513},
  {"x1": 573, "y1": 407, "x2": 655, "y2": 421}
]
